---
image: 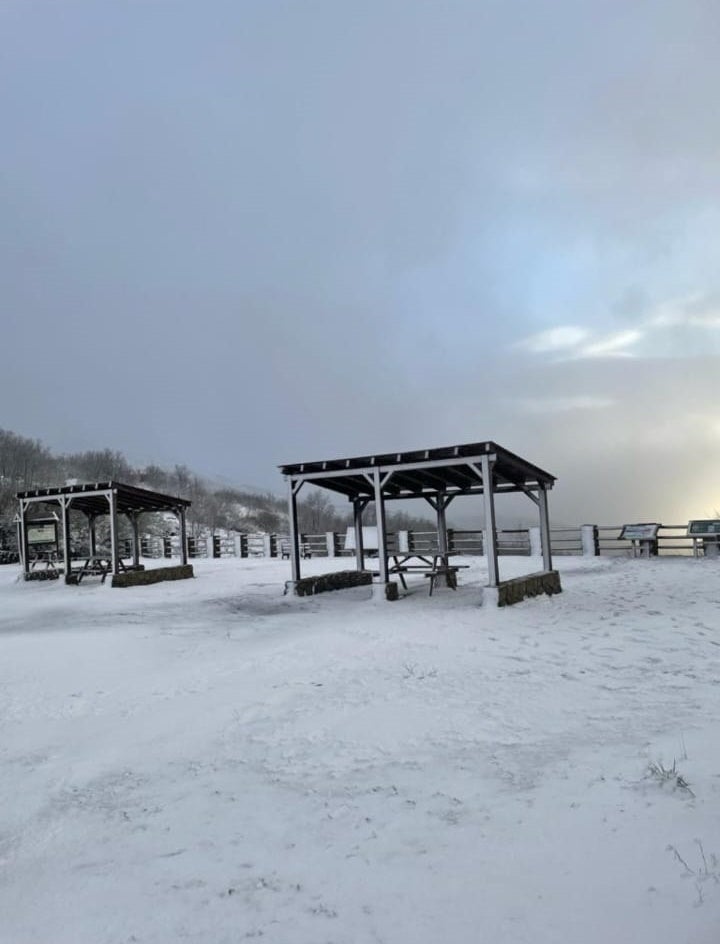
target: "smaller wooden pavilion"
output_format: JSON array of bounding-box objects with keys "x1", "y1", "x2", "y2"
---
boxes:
[
  {"x1": 16, "y1": 481, "x2": 191, "y2": 585},
  {"x1": 280, "y1": 441, "x2": 561, "y2": 605}
]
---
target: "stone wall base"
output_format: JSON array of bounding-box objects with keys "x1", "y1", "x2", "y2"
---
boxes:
[
  {"x1": 289, "y1": 570, "x2": 373, "y2": 597},
  {"x1": 371, "y1": 579, "x2": 399, "y2": 601},
  {"x1": 484, "y1": 570, "x2": 562, "y2": 607},
  {"x1": 112, "y1": 564, "x2": 194, "y2": 588}
]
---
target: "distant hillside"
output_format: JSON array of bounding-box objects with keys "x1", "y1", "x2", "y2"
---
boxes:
[
  {"x1": 0, "y1": 428, "x2": 289, "y2": 540},
  {"x1": 0, "y1": 428, "x2": 435, "y2": 547}
]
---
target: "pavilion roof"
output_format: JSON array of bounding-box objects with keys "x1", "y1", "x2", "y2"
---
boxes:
[
  {"x1": 16, "y1": 481, "x2": 191, "y2": 515},
  {"x1": 279, "y1": 441, "x2": 555, "y2": 500}
]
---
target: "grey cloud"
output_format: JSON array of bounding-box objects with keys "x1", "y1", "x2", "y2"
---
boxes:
[{"x1": 1, "y1": 1, "x2": 719, "y2": 524}]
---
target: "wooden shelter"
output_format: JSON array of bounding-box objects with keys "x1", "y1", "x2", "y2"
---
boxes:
[
  {"x1": 16, "y1": 481, "x2": 191, "y2": 585},
  {"x1": 279, "y1": 441, "x2": 559, "y2": 602}
]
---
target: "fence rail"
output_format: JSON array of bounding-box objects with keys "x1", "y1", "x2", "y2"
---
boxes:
[
  {"x1": 182, "y1": 524, "x2": 708, "y2": 559},
  {"x1": 594, "y1": 525, "x2": 697, "y2": 557},
  {"x1": 3, "y1": 522, "x2": 716, "y2": 566}
]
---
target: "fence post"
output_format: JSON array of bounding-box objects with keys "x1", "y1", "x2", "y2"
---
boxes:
[
  {"x1": 529, "y1": 527, "x2": 542, "y2": 556},
  {"x1": 398, "y1": 530, "x2": 410, "y2": 553},
  {"x1": 262, "y1": 533, "x2": 272, "y2": 558},
  {"x1": 581, "y1": 524, "x2": 599, "y2": 557},
  {"x1": 325, "y1": 532, "x2": 336, "y2": 557}
]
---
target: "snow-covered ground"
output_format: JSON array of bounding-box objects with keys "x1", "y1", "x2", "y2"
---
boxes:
[{"x1": 1, "y1": 554, "x2": 719, "y2": 944}]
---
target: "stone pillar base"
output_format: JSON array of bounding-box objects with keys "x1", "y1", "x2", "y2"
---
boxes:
[{"x1": 482, "y1": 570, "x2": 562, "y2": 607}]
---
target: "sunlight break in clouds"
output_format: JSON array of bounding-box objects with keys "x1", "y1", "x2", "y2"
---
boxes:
[
  {"x1": 515, "y1": 326, "x2": 589, "y2": 353},
  {"x1": 577, "y1": 329, "x2": 644, "y2": 358},
  {"x1": 515, "y1": 325, "x2": 643, "y2": 359},
  {"x1": 514, "y1": 395, "x2": 614, "y2": 414},
  {"x1": 517, "y1": 295, "x2": 720, "y2": 366},
  {"x1": 647, "y1": 294, "x2": 720, "y2": 329}
]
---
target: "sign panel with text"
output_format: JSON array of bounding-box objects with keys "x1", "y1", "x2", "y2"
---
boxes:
[
  {"x1": 687, "y1": 520, "x2": 720, "y2": 537},
  {"x1": 620, "y1": 523, "x2": 660, "y2": 541},
  {"x1": 27, "y1": 520, "x2": 58, "y2": 546}
]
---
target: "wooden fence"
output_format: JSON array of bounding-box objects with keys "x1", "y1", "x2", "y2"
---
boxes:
[
  {"x1": 173, "y1": 525, "x2": 700, "y2": 559},
  {"x1": 1, "y1": 524, "x2": 708, "y2": 566}
]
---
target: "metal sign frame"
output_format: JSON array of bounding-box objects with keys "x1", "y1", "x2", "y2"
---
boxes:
[
  {"x1": 26, "y1": 518, "x2": 59, "y2": 546},
  {"x1": 619, "y1": 523, "x2": 660, "y2": 541},
  {"x1": 687, "y1": 520, "x2": 720, "y2": 537}
]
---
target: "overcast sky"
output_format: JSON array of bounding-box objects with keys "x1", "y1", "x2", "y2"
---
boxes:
[{"x1": 2, "y1": 0, "x2": 719, "y2": 524}]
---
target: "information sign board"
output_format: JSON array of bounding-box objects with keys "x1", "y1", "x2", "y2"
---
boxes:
[
  {"x1": 620, "y1": 523, "x2": 660, "y2": 541},
  {"x1": 27, "y1": 520, "x2": 58, "y2": 545},
  {"x1": 687, "y1": 520, "x2": 720, "y2": 537}
]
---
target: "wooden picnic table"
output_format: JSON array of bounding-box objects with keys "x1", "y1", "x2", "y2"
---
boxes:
[
  {"x1": 29, "y1": 550, "x2": 61, "y2": 579},
  {"x1": 388, "y1": 553, "x2": 470, "y2": 595},
  {"x1": 280, "y1": 541, "x2": 312, "y2": 559},
  {"x1": 74, "y1": 554, "x2": 127, "y2": 584}
]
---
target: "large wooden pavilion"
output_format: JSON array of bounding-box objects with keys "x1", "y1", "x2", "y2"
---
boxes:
[
  {"x1": 16, "y1": 481, "x2": 192, "y2": 586},
  {"x1": 280, "y1": 441, "x2": 561, "y2": 604}
]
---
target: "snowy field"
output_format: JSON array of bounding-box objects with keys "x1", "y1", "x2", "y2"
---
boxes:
[{"x1": 1, "y1": 554, "x2": 719, "y2": 944}]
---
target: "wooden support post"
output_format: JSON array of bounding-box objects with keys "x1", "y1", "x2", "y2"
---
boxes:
[
  {"x1": 581, "y1": 524, "x2": 599, "y2": 557},
  {"x1": 538, "y1": 486, "x2": 553, "y2": 572},
  {"x1": 353, "y1": 499, "x2": 366, "y2": 571},
  {"x1": 178, "y1": 507, "x2": 188, "y2": 565},
  {"x1": 61, "y1": 497, "x2": 73, "y2": 584},
  {"x1": 18, "y1": 501, "x2": 30, "y2": 578},
  {"x1": 436, "y1": 494, "x2": 454, "y2": 559},
  {"x1": 108, "y1": 489, "x2": 120, "y2": 576},
  {"x1": 15, "y1": 514, "x2": 22, "y2": 570},
  {"x1": 129, "y1": 513, "x2": 140, "y2": 566},
  {"x1": 287, "y1": 479, "x2": 303, "y2": 582},
  {"x1": 373, "y1": 469, "x2": 389, "y2": 584},
  {"x1": 481, "y1": 454, "x2": 499, "y2": 588},
  {"x1": 437, "y1": 500, "x2": 447, "y2": 558},
  {"x1": 88, "y1": 513, "x2": 97, "y2": 557}
]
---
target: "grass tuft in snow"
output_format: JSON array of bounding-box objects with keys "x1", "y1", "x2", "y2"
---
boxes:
[
  {"x1": 402, "y1": 662, "x2": 438, "y2": 680},
  {"x1": 667, "y1": 840, "x2": 720, "y2": 907},
  {"x1": 646, "y1": 759, "x2": 695, "y2": 797}
]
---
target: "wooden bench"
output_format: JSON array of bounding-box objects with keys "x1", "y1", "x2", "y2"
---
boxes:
[
  {"x1": 389, "y1": 554, "x2": 469, "y2": 595},
  {"x1": 391, "y1": 564, "x2": 436, "y2": 588},
  {"x1": 29, "y1": 552, "x2": 61, "y2": 580},
  {"x1": 72, "y1": 555, "x2": 127, "y2": 584},
  {"x1": 280, "y1": 541, "x2": 312, "y2": 560},
  {"x1": 424, "y1": 565, "x2": 462, "y2": 595}
]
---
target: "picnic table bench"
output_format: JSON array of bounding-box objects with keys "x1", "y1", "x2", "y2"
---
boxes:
[
  {"x1": 72, "y1": 554, "x2": 127, "y2": 584},
  {"x1": 389, "y1": 554, "x2": 469, "y2": 595},
  {"x1": 280, "y1": 540, "x2": 312, "y2": 560},
  {"x1": 29, "y1": 551, "x2": 61, "y2": 580}
]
